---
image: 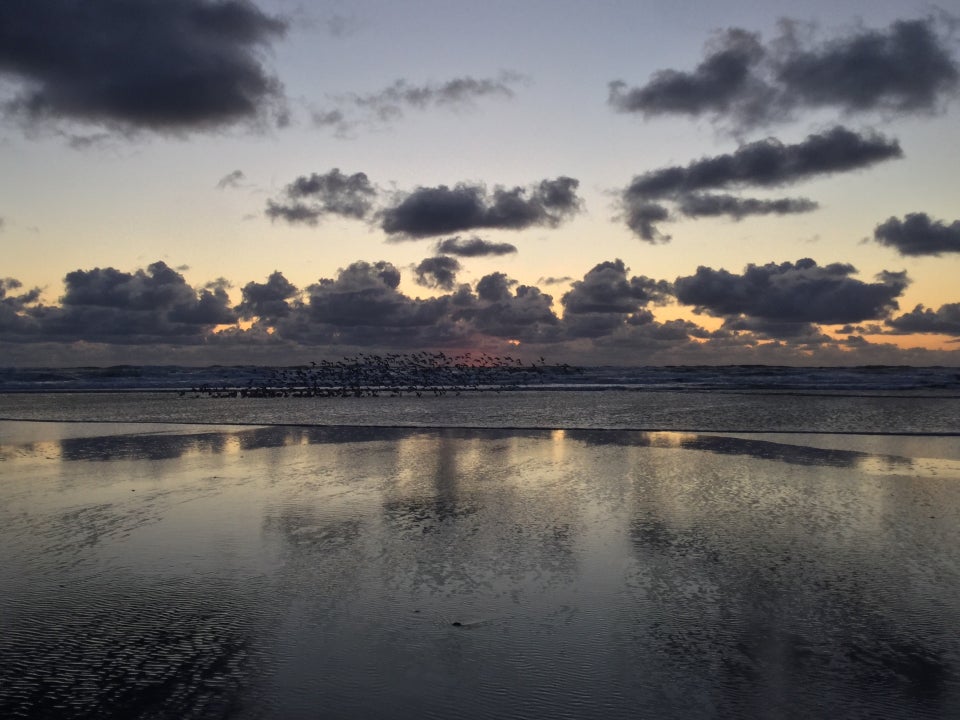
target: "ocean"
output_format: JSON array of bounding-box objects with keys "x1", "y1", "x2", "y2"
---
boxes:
[
  {"x1": 1, "y1": 365, "x2": 959, "y2": 718},
  {"x1": 2, "y1": 364, "x2": 959, "y2": 434}
]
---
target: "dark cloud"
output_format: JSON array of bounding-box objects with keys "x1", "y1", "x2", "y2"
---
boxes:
[
  {"x1": 609, "y1": 17, "x2": 959, "y2": 130},
  {"x1": 216, "y1": 169, "x2": 246, "y2": 190},
  {"x1": 1, "y1": 278, "x2": 37, "y2": 308},
  {"x1": 609, "y1": 29, "x2": 771, "y2": 124},
  {"x1": 0, "y1": 277, "x2": 42, "y2": 334},
  {"x1": 3, "y1": 257, "x2": 950, "y2": 361},
  {"x1": 562, "y1": 260, "x2": 671, "y2": 315},
  {"x1": 62, "y1": 262, "x2": 190, "y2": 310},
  {"x1": 586, "y1": 315, "x2": 713, "y2": 356},
  {"x1": 298, "y1": 261, "x2": 443, "y2": 331},
  {"x1": 559, "y1": 260, "x2": 672, "y2": 339},
  {"x1": 674, "y1": 258, "x2": 908, "y2": 325},
  {"x1": 6, "y1": 262, "x2": 236, "y2": 343},
  {"x1": 775, "y1": 18, "x2": 959, "y2": 115},
  {"x1": 236, "y1": 271, "x2": 299, "y2": 322},
  {"x1": 677, "y1": 193, "x2": 818, "y2": 219},
  {"x1": 628, "y1": 127, "x2": 901, "y2": 199},
  {"x1": 721, "y1": 316, "x2": 829, "y2": 341},
  {"x1": 59, "y1": 262, "x2": 236, "y2": 328},
  {"x1": 266, "y1": 169, "x2": 377, "y2": 225},
  {"x1": 268, "y1": 263, "x2": 562, "y2": 347},
  {"x1": 623, "y1": 202, "x2": 671, "y2": 242},
  {"x1": 622, "y1": 127, "x2": 901, "y2": 240},
  {"x1": 836, "y1": 323, "x2": 885, "y2": 335},
  {"x1": 873, "y1": 213, "x2": 960, "y2": 256},
  {"x1": 887, "y1": 303, "x2": 960, "y2": 334},
  {"x1": 414, "y1": 256, "x2": 461, "y2": 291},
  {"x1": 475, "y1": 272, "x2": 516, "y2": 302},
  {"x1": 455, "y1": 275, "x2": 559, "y2": 343},
  {"x1": 435, "y1": 236, "x2": 518, "y2": 257},
  {"x1": 381, "y1": 177, "x2": 582, "y2": 238},
  {"x1": 0, "y1": 0, "x2": 287, "y2": 134}
]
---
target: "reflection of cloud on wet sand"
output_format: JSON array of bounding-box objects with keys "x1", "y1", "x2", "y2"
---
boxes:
[
  {"x1": 3, "y1": 422, "x2": 960, "y2": 717},
  {"x1": 5, "y1": 423, "x2": 927, "y2": 475},
  {"x1": 565, "y1": 428, "x2": 918, "y2": 470}
]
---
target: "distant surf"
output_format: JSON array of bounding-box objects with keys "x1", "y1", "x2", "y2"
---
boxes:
[{"x1": 2, "y1": 364, "x2": 959, "y2": 395}]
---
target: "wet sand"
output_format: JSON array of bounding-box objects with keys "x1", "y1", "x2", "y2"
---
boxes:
[{"x1": 2, "y1": 420, "x2": 960, "y2": 718}]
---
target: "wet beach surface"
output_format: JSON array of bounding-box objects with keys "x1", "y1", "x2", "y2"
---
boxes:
[
  {"x1": 1, "y1": 389, "x2": 959, "y2": 434},
  {"x1": 2, "y1": 420, "x2": 960, "y2": 718}
]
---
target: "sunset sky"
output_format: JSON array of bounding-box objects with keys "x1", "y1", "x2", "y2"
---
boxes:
[{"x1": 2, "y1": 0, "x2": 959, "y2": 365}]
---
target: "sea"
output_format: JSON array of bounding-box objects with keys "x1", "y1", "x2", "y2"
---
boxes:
[
  {"x1": 1, "y1": 364, "x2": 959, "y2": 433},
  {"x1": 2, "y1": 365, "x2": 959, "y2": 719}
]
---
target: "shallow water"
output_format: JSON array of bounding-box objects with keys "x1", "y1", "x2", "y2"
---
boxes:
[{"x1": 2, "y1": 421, "x2": 959, "y2": 719}]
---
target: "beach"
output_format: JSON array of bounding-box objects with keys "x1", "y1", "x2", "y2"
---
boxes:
[{"x1": 2, "y1": 400, "x2": 960, "y2": 718}]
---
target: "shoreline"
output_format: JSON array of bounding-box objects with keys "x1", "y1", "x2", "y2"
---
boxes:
[{"x1": 3, "y1": 414, "x2": 960, "y2": 437}]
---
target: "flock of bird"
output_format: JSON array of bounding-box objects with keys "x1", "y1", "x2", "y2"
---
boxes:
[{"x1": 189, "y1": 351, "x2": 581, "y2": 399}]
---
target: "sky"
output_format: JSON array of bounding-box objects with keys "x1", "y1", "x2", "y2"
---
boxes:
[{"x1": 2, "y1": 0, "x2": 960, "y2": 366}]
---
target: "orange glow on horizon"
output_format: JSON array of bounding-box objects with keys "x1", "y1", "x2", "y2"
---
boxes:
[{"x1": 860, "y1": 333, "x2": 958, "y2": 352}]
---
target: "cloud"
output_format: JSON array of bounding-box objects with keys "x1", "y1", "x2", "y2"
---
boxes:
[
  {"x1": 559, "y1": 259, "x2": 672, "y2": 339},
  {"x1": 5, "y1": 261, "x2": 236, "y2": 343},
  {"x1": 435, "y1": 236, "x2": 518, "y2": 257},
  {"x1": 622, "y1": 127, "x2": 901, "y2": 240},
  {"x1": 236, "y1": 271, "x2": 299, "y2": 322},
  {"x1": 623, "y1": 202, "x2": 671, "y2": 242},
  {"x1": 414, "y1": 256, "x2": 461, "y2": 291},
  {"x1": 257, "y1": 263, "x2": 563, "y2": 347},
  {"x1": 873, "y1": 213, "x2": 960, "y2": 256},
  {"x1": 677, "y1": 193, "x2": 818, "y2": 219},
  {"x1": 562, "y1": 260, "x2": 670, "y2": 315},
  {"x1": 628, "y1": 127, "x2": 901, "y2": 198},
  {"x1": 266, "y1": 169, "x2": 377, "y2": 225},
  {"x1": 355, "y1": 74, "x2": 522, "y2": 119},
  {"x1": 887, "y1": 303, "x2": 960, "y2": 334},
  {"x1": 0, "y1": 277, "x2": 42, "y2": 332},
  {"x1": 674, "y1": 258, "x2": 908, "y2": 328},
  {"x1": 475, "y1": 272, "x2": 516, "y2": 302},
  {"x1": 836, "y1": 323, "x2": 885, "y2": 335},
  {"x1": 609, "y1": 28, "x2": 772, "y2": 126},
  {"x1": 454, "y1": 274, "x2": 560, "y2": 343},
  {"x1": 313, "y1": 72, "x2": 525, "y2": 132},
  {"x1": 720, "y1": 316, "x2": 829, "y2": 341},
  {"x1": 311, "y1": 109, "x2": 346, "y2": 129},
  {"x1": 381, "y1": 177, "x2": 582, "y2": 238},
  {"x1": 4, "y1": 257, "x2": 958, "y2": 363},
  {"x1": 268, "y1": 261, "x2": 467, "y2": 348},
  {"x1": 609, "y1": 17, "x2": 959, "y2": 131},
  {"x1": 775, "y1": 18, "x2": 959, "y2": 115},
  {"x1": 0, "y1": 278, "x2": 41, "y2": 312},
  {"x1": 216, "y1": 169, "x2": 246, "y2": 190},
  {"x1": 0, "y1": 0, "x2": 288, "y2": 134},
  {"x1": 538, "y1": 276, "x2": 573, "y2": 286}
]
